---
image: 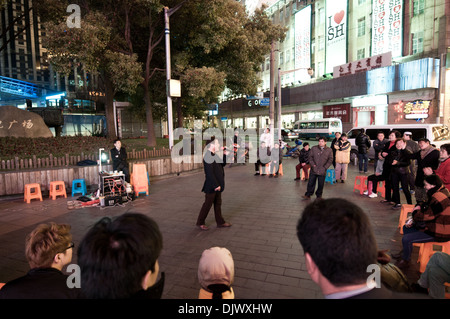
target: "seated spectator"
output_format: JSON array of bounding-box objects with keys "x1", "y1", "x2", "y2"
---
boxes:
[
  {"x1": 198, "y1": 247, "x2": 235, "y2": 299},
  {"x1": 413, "y1": 252, "x2": 450, "y2": 299},
  {"x1": 296, "y1": 198, "x2": 427, "y2": 298},
  {"x1": 396, "y1": 174, "x2": 450, "y2": 270},
  {"x1": 424, "y1": 143, "x2": 450, "y2": 190},
  {"x1": 0, "y1": 223, "x2": 78, "y2": 299},
  {"x1": 364, "y1": 157, "x2": 384, "y2": 198},
  {"x1": 295, "y1": 142, "x2": 310, "y2": 181},
  {"x1": 77, "y1": 213, "x2": 164, "y2": 299}
]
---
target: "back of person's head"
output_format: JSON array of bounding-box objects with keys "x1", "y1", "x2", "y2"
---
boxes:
[
  {"x1": 78, "y1": 213, "x2": 163, "y2": 299},
  {"x1": 198, "y1": 247, "x2": 234, "y2": 299},
  {"x1": 296, "y1": 198, "x2": 378, "y2": 287},
  {"x1": 25, "y1": 223, "x2": 72, "y2": 269},
  {"x1": 424, "y1": 174, "x2": 443, "y2": 189}
]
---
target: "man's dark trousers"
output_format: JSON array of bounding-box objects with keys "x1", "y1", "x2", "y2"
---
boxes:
[
  {"x1": 305, "y1": 173, "x2": 326, "y2": 197},
  {"x1": 196, "y1": 191, "x2": 226, "y2": 226}
]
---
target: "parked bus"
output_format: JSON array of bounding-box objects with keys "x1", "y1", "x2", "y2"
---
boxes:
[{"x1": 292, "y1": 118, "x2": 343, "y2": 140}]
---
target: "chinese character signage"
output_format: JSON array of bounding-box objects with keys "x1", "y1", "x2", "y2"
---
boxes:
[
  {"x1": 333, "y1": 52, "x2": 392, "y2": 78},
  {"x1": 325, "y1": 0, "x2": 348, "y2": 74},
  {"x1": 294, "y1": 5, "x2": 311, "y2": 73},
  {"x1": 323, "y1": 104, "x2": 350, "y2": 122},
  {"x1": 372, "y1": 0, "x2": 403, "y2": 58},
  {"x1": 404, "y1": 100, "x2": 430, "y2": 119}
]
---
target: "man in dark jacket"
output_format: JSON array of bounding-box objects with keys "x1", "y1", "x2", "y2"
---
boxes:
[
  {"x1": 373, "y1": 131, "x2": 388, "y2": 173},
  {"x1": 110, "y1": 139, "x2": 130, "y2": 182},
  {"x1": 355, "y1": 130, "x2": 371, "y2": 173},
  {"x1": 196, "y1": 138, "x2": 232, "y2": 230},
  {"x1": 303, "y1": 137, "x2": 333, "y2": 200}
]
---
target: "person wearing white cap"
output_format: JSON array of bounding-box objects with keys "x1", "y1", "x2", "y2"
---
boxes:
[
  {"x1": 403, "y1": 132, "x2": 420, "y2": 194},
  {"x1": 198, "y1": 247, "x2": 235, "y2": 299}
]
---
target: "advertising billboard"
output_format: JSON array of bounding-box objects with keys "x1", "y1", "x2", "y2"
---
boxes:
[
  {"x1": 372, "y1": 0, "x2": 403, "y2": 57},
  {"x1": 325, "y1": 0, "x2": 348, "y2": 74},
  {"x1": 294, "y1": 5, "x2": 312, "y2": 82}
]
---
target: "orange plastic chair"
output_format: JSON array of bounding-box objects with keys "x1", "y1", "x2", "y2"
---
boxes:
[
  {"x1": 131, "y1": 164, "x2": 149, "y2": 197},
  {"x1": 24, "y1": 183, "x2": 43, "y2": 203},
  {"x1": 418, "y1": 241, "x2": 450, "y2": 273},
  {"x1": 259, "y1": 163, "x2": 270, "y2": 175},
  {"x1": 353, "y1": 176, "x2": 368, "y2": 194},
  {"x1": 398, "y1": 204, "x2": 415, "y2": 234},
  {"x1": 49, "y1": 181, "x2": 67, "y2": 200}
]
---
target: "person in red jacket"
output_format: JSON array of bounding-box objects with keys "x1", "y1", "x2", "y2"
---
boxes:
[{"x1": 424, "y1": 143, "x2": 450, "y2": 190}]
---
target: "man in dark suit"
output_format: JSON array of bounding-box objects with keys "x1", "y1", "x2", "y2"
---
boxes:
[
  {"x1": 110, "y1": 139, "x2": 130, "y2": 182},
  {"x1": 296, "y1": 198, "x2": 428, "y2": 299},
  {"x1": 196, "y1": 138, "x2": 232, "y2": 230}
]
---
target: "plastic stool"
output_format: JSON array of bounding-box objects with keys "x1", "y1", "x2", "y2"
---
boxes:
[
  {"x1": 418, "y1": 241, "x2": 450, "y2": 273},
  {"x1": 300, "y1": 167, "x2": 310, "y2": 180},
  {"x1": 398, "y1": 204, "x2": 415, "y2": 234},
  {"x1": 278, "y1": 163, "x2": 283, "y2": 176},
  {"x1": 131, "y1": 164, "x2": 149, "y2": 197},
  {"x1": 72, "y1": 179, "x2": 87, "y2": 197},
  {"x1": 353, "y1": 176, "x2": 368, "y2": 194},
  {"x1": 49, "y1": 181, "x2": 67, "y2": 200},
  {"x1": 325, "y1": 169, "x2": 335, "y2": 184},
  {"x1": 259, "y1": 163, "x2": 270, "y2": 175},
  {"x1": 24, "y1": 183, "x2": 43, "y2": 203}
]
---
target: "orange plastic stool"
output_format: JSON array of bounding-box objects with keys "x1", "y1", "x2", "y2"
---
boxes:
[
  {"x1": 0, "y1": 282, "x2": 5, "y2": 290},
  {"x1": 49, "y1": 181, "x2": 67, "y2": 200},
  {"x1": 300, "y1": 167, "x2": 310, "y2": 180},
  {"x1": 353, "y1": 176, "x2": 368, "y2": 194},
  {"x1": 418, "y1": 241, "x2": 450, "y2": 273},
  {"x1": 278, "y1": 163, "x2": 283, "y2": 176},
  {"x1": 398, "y1": 204, "x2": 415, "y2": 234},
  {"x1": 259, "y1": 163, "x2": 270, "y2": 175},
  {"x1": 24, "y1": 183, "x2": 43, "y2": 203},
  {"x1": 131, "y1": 164, "x2": 149, "y2": 197}
]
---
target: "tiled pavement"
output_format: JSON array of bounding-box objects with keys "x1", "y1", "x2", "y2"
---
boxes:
[{"x1": 0, "y1": 157, "x2": 422, "y2": 299}]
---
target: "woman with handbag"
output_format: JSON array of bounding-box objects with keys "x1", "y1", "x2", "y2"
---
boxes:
[{"x1": 395, "y1": 174, "x2": 450, "y2": 269}]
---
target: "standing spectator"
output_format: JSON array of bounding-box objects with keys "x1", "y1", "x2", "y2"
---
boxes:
[
  {"x1": 334, "y1": 133, "x2": 351, "y2": 183},
  {"x1": 269, "y1": 142, "x2": 283, "y2": 177},
  {"x1": 197, "y1": 138, "x2": 232, "y2": 230},
  {"x1": 403, "y1": 132, "x2": 420, "y2": 194},
  {"x1": 406, "y1": 138, "x2": 440, "y2": 205},
  {"x1": 303, "y1": 137, "x2": 333, "y2": 200},
  {"x1": 110, "y1": 139, "x2": 130, "y2": 183},
  {"x1": 295, "y1": 142, "x2": 311, "y2": 181},
  {"x1": 355, "y1": 130, "x2": 371, "y2": 174},
  {"x1": 390, "y1": 138, "x2": 413, "y2": 209},
  {"x1": 198, "y1": 247, "x2": 235, "y2": 299},
  {"x1": 77, "y1": 213, "x2": 165, "y2": 299},
  {"x1": 396, "y1": 174, "x2": 450, "y2": 270},
  {"x1": 414, "y1": 252, "x2": 450, "y2": 299},
  {"x1": 424, "y1": 143, "x2": 450, "y2": 190},
  {"x1": 373, "y1": 131, "x2": 388, "y2": 173},
  {"x1": 0, "y1": 223, "x2": 78, "y2": 299},
  {"x1": 330, "y1": 132, "x2": 341, "y2": 168},
  {"x1": 260, "y1": 127, "x2": 273, "y2": 149},
  {"x1": 380, "y1": 130, "x2": 401, "y2": 205},
  {"x1": 296, "y1": 198, "x2": 424, "y2": 298}
]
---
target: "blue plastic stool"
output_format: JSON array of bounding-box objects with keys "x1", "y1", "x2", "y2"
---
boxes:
[
  {"x1": 72, "y1": 179, "x2": 87, "y2": 196},
  {"x1": 325, "y1": 169, "x2": 336, "y2": 184}
]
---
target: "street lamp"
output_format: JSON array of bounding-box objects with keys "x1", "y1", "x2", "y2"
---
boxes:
[{"x1": 277, "y1": 67, "x2": 313, "y2": 140}]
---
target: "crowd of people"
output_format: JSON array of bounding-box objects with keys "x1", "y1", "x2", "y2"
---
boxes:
[{"x1": 1, "y1": 131, "x2": 449, "y2": 300}]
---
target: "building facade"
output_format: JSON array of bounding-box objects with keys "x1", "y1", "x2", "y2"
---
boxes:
[{"x1": 219, "y1": 0, "x2": 450, "y2": 135}]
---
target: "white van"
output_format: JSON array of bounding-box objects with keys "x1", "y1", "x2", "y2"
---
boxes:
[
  {"x1": 292, "y1": 118, "x2": 343, "y2": 140},
  {"x1": 346, "y1": 124, "x2": 450, "y2": 160}
]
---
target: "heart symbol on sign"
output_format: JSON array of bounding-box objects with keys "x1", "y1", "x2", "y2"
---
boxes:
[
  {"x1": 334, "y1": 10, "x2": 345, "y2": 24},
  {"x1": 379, "y1": 0, "x2": 385, "y2": 4},
  {"x1": 393, "y1": 20, "x2": 400, "y2": 28},
  {"x1": 378, "y1": 26, "x2": 385, "y2": 33},
  {"x1": 393, "y1": 4, "x2": 401, "y2": 13},
  {"x1": 378, "y1": 12, "x2": 385, "y2": 19}
]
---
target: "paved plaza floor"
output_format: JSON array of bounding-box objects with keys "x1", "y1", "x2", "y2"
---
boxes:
[{"x1": 0, "y1": 156, "x2": 423, "y2": 299}]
